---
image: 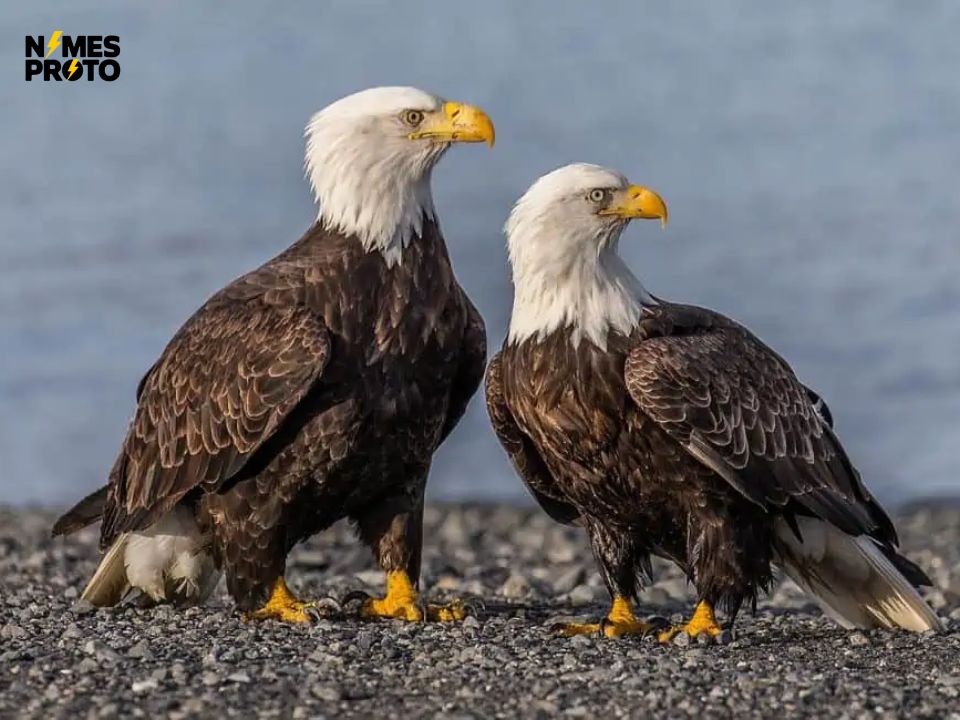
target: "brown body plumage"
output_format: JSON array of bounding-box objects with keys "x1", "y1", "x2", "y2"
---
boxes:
[
  {"x1": 487, "y1": 302, "x2": 928, "y2": 618},
  {"x1": 56, "y1": 217, "x2": 485, "y2": 610},
  {"x1": 54, "y1": 86, "x2": 494, "y2": 619}
]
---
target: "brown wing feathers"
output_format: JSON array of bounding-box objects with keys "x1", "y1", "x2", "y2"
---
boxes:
[
  {"x1": 625, "y1": 309, "x2": 897, "y2": 544},
  {"x1": 98, "y1": 300, "x2": 330, "y2": 548}
]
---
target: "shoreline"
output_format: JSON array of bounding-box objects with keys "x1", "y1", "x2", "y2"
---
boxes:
[{"x1": 1, "y1": 503, "x2": 958, "y2": 718}]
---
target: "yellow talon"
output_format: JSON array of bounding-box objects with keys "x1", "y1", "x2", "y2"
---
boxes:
[
  {"x1": 245, "y1": 577, "x2": 318, "y2": 624},
  {"x1": 357, "y1": 570, "x2": 466, "y2": 623},
  {"x1": 557, "y1": 597, "x2": 655, "y2": 638},
  {"x1": 658, "y1": 600, "x2": 724, "y2": 643},
  {"x1": 427, "y1": 600, "x2": 468, "y2": 622}
]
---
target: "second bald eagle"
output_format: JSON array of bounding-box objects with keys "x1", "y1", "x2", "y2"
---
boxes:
[{"x1": 486, "y1": 163, "x2": 941, "y2": 639}]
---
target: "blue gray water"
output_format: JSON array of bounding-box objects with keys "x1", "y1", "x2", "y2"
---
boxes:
[{"x1": 2, "y1": 1, "x2": 958, "y2": 506}]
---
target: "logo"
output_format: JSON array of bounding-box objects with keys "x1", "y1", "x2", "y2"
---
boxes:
[{"x1": 25, "y1": 30, "x2": 121, "y2": 82}]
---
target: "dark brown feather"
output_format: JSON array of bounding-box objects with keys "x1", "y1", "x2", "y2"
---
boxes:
[
  {"x1": 99, "y1": 302, "x2": 331, "y2": 546},
  {"x1": 625, "y1": 303, "x2": 896, "y2": 542},
  {"x1": 52, "y1": 485, "x2": 108, "y2": 536},
  {"x1": 63, "y1": 217, "x2": 484, "y2": 609},
  {"x1": 485, "y1": 354, "x2": 579, "y2": 525},
  {"x1": 489, "y1": 301, "x2": 910, "y2": 614}
]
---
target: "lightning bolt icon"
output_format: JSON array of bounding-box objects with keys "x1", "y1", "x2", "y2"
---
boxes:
[
  {"x1": 46, "y1": 30, "x2": 63, "y2": 58},
  {"x1": 66, "y1": 58, "x2": 80, "y2": 80}
]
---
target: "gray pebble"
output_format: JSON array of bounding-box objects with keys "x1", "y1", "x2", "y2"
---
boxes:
[
  {"x1": 500, "y1": 572, "x2": 531, "y2": 599},
  {"x1": 1, "y1": 504, "x2": 957, "y2": 720},
  {"x1": 61, "y1": 623, "x2": 83, "y2": 641},
  {"x1": 1, "y1": 624, "x2": 28, "y2": 640},
  {"x1": 131, "y1": 678, "x2": 158, "y2": 694},
  {"x1": 126, "y1": 640, "x2": 153, "y2": 659},
  {"x1": 356, "y1": 632, "x2": 374, "y2": 652},
  {"x1": 552, "y1": 566, "x2": 585, "y2": 595},
  {"x1": 849, "y1": 631, "x2": 870, "y2": 647},
  {"x1": 71, "y1": 599, "x2": 96, "y2": 616},
  {"x1": 311, "y1": 684, "x2": 343, "y2": 702},
  {"x1": 567, "y1": 584, "x2": 602, "y2": 606},
  {"x1": 201, "y1": 672, "x2": 220, "y2": 687}
]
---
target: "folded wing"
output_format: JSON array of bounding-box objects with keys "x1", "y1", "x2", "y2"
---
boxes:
[{"x1": 98, "y1": 298, "x2": 330, "y2": 548}]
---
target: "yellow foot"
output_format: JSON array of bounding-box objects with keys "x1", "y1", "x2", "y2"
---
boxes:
[
  {"x1": 244, "y1": 578, "x2": 323, "y2": 624},
  {"x1": 556, "y1": 597, "x2": 656, "y2": 638},
  {"x1": 557, "y1": 619, "x2": 655, "y2": 638},
  {"x1": 658, "y1": 600, "x2": 724, "y2": 643},
  {"x1": 351, "y1": 571, "x2": 467, "y2": 623}
]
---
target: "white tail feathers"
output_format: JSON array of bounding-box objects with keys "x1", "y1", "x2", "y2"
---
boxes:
[
  {"x1": 81, "y1": 533, "x2": 131, "y2": 606},
  {"x1": 81, "y1": 507, "x2": 219, "y2": 607},
  {"x1": 774, "y1": 517, "x2": 943, "y2": 633}
]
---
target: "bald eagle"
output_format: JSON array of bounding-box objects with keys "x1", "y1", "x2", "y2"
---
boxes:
[
  {"x1": 486, "y1": 163, "x2": 942, "y2": 639},
  {"x1": 53, "y1": 86, "x2": 494, "y2": 623}
]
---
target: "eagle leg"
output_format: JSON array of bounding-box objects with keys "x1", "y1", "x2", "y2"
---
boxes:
[
  {"x1": 346, "y1": 570, "x2": 467, "y2": 622},
  {"x1": 555, "y1": 597, "x2": 658, "y2": 638},
  {"x1": 243, "y1": 577, "x2": 335, "y2": 624},
  {"x1": 350, "y1": 491, "x2": 468, "y2": 622},
  {"x1": 658, "y1": 600, "x2": 725, "y2": 643}
]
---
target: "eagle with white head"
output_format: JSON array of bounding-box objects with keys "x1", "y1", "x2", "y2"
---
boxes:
[
  {"x1": 54, "y1": 86, "x2": 494, "y2": 623},
  {"x1": 487, "y1": 163, "x2": 941, "y2": 639}
]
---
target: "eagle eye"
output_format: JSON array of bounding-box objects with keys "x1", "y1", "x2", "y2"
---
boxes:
[
  {"x1": 588, "y1": 188, "x2": 609, "y2": 204},
  {"x1": 401, "y1": 109, "x2": 425, "y2": 127}
]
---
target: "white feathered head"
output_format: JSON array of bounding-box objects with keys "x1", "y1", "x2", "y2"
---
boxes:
[
  {"x1": 305, "y1": 86, "x2": 495, "y2": 266},
  {"x1": 505, "y1": 163, "x2": 667, "y2": 348}
]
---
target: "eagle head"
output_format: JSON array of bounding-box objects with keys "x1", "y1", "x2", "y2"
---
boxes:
[
  {"x1": 305, "y1": 86, "x2": 495, "y2": 264},
  {"x1": 504, "y1": 163, "x2": 668, "y2": 349}
]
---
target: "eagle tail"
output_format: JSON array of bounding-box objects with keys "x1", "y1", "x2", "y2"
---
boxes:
[
  {"x1": 81, "y1": 534, "x2": 131, "y2": 607},
  {"x1": 52, "y1": 485, "x2": 108, "y2": 537},
  {"x1": 774, "y1": 517, "x2": 943, "y2": 633}
]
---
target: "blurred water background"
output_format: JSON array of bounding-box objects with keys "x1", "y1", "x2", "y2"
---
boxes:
[{"x1": 2, "y1": 1, "x2": 958, "y2": 507}]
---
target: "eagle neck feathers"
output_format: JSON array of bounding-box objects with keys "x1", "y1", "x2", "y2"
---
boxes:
[
  {"x1": 507, "y1": 244, "x2": 655, "y2": 351},
  {"x1": 306, "y1": 119, "x2": 445, "y2": 268}
]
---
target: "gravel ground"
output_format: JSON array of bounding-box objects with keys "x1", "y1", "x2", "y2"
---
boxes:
[{"x1": 1, "y1": 503, "x2": 958, "y2": 719}]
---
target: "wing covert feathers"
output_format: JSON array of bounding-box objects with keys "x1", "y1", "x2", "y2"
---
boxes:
[
  {"x1": 624, "y1": 312, "x2": 895, "y2": 542},
  {"x1": 100, "y1": 300, "x2": 330, "y2": 547}
]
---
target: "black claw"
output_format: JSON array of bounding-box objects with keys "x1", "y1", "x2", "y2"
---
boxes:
[
  {"x1": 460, "y1": 597, "x2": 484, "y2": 618},
  {"x1": 341, "y1": 590, "x2": 372, "y2": 613},
  {"x1": 305, "y1": 597, "x2": 342, "y2": 622},
  {"x1": 598, "y1": 617, "x2": 612, "y2": 637},
  {"x1": 646, "y1": 615, "x2": 672, "y2": 632},
  {"x1": 415, "y1": 597, "x2": 428, "y2": 623}
]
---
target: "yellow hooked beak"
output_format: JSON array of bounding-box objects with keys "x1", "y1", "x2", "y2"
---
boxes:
[
  {"x1": 409, "y1": 101, "x2": 496, "y2": 147},
  {"x1": 599, "y1": 184, "x2": 668, "y2": 228}
]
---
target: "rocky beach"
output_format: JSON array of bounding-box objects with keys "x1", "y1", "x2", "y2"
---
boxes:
[{"x1": 1, "y1": 503, "x2": 958, "y2": 719}]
